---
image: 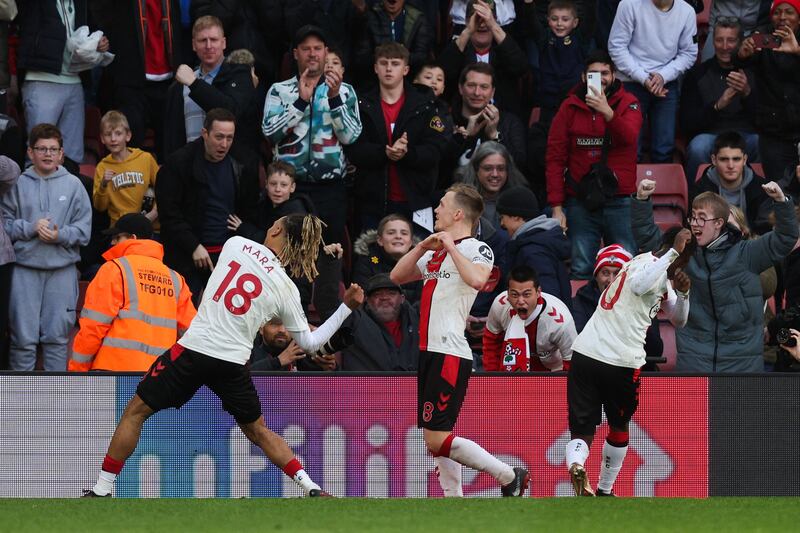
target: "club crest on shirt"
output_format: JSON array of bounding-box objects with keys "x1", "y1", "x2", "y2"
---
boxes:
[{"x1": 429, "y1": 116, "x2": 445, "y2": 132}]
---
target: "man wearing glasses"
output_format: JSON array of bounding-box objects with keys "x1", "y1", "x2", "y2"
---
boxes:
[
  {"x1": 0, "y1": 124, "x2": 91, "y2": 371},
  {"x1": 632, "y1": 177, "x2": 798, "y2": 372}
]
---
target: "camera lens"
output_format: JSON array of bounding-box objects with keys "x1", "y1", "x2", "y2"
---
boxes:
[{"x1": 777, "y1": 328, "x2": 797, "y2": 347}]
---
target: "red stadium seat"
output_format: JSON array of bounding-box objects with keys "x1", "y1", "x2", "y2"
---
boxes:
[
  {"x1": 84, "y1": 105, "x2": 105, "y2": 163},
  {"x1": 570, "y1": 279, "x2": 588, "y2": 297},
  {"x1": 750, "y1": 162, "x2": 765, "y2": 178},
  {"x1": 695, "y1": 163, "x2": 710, "y2": 183},
  {"x1": 658, "y1": 319, "x2": 678, "y2": 371},
  {"x1": 79, "y1": 164, "x2": 96, "y2": 179},
  {"x1": 528, "y1": 107, "x2": 541, "y2": 127},
  {"x1": 637, "y1": 164, "x2": 688, "y2": 231}
]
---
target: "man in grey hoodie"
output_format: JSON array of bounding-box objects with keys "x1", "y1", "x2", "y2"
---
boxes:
[
  {"x1": 691, "y1": 130, "x2": 771, "y2": 235},
  {"x1": 0, "y1": 124, "x2": 91, "y2": 370}
]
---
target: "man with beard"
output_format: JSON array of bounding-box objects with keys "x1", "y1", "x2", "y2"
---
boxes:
[
  {"x1": 340, "y1": 273, "x2": 420, "y2": 371},
  {"x1": 483, "y1": 265, "x2": 576, "y2": 372},
  {"x1": 249, "y1": 318, "x2": 335, "y2": 371}
]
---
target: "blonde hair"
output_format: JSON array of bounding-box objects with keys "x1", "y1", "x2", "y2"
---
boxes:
[
  {"x1": 100, "y1": 110, "x2": 130, "y2": 134},
  {"x1": 692, "y1": 191, "x2": 730, "y2": 221},
  {"x1": 192, "y1": 15, "x2": 224, "y2": 38},
  {"x1": 279, "y1": 214, "x2": 324, "y2": 282},
  {"x1": 226, "y1": 48, "x2": 255, "y2": 66},
  {"x1": 447, "y1": 183, "x2": 484, "y2": 224},
  {"x1": 728, "y1": 205, "x2": 751, "y2": 239}
]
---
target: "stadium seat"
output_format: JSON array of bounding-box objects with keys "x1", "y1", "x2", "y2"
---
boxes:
[
  {"x1": 528, "y1": 107, "x2": 541, "y2": 127},
  {"x1": 657, "y1": 319, "x2": 678, "y2": 371},
  {"x1": 750, "y1": 162, "x2": 765, "y2": 178},
  {"x1": 79, "y1": 164, "x2": 96, "y2": 179},
  {"x1": 84, "y1": 105, "x2": 105, "y2": 164},
  {"x1": 570, "y1": 279, "x2": 588, "y2": 297},
  {"x1": 695, "y1": 163, "x2": 710, "y2": 183},
  {"x1": 637, "y1": 164, "x2": 688, "y2": 231}
]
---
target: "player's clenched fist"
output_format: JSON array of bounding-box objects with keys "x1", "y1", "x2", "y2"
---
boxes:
[
  {"x1": 636, "y1": 178, "x2": 656, "y2": 200},
  {"x1": 343, "y1": 283, "x2": 365, "y2": 309},
  {"x1": 672, "y1": 228, "x2": 693, "y2": 253}
]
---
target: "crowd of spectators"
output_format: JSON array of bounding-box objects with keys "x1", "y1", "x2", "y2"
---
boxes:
[{"x1": 2, "y1": 0, "x2": 800, "y2": 373}]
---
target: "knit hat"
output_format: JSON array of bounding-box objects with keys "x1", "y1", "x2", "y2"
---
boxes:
[
  {"x1": 770, "y1": 0, "x2": 800, "y2": 16},
  {"x1": 593, "y1": 244, "x2": 632, "y2": 277},
  {"x1": 496, "y1": 187, "x2": 540, "y2": 220}
]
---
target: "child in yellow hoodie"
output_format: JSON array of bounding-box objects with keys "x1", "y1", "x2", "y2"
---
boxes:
[{"x1": 93, "y1": 111, "x2": 159, "y2": 228}]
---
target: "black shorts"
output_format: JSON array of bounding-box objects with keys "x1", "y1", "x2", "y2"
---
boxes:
[
  {"x1": 136, "y1": 344, "x2": 262, "y2": 425},
  {"x1": 567, "y1": 351, "x2": 641, "y2": 436},
  {"x1": 417, "y1": 350, "x2": 472, "y2": 431}
]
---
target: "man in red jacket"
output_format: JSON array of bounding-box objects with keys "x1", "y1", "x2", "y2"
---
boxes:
[{"x1": 546, "y1": 50, "x2": 643, "y2": 279}]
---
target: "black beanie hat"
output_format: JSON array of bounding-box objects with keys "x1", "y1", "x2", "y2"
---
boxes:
[{"x1": 496, "y1": 186, "x2": 540, "y2": 220}]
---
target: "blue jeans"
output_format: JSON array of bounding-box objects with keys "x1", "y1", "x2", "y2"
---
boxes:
[
  {"x1": 685, "y1": 131, "x2": 760, "y2": 185},
  {"x1": 565, "y1": 196, "x2": 637, "y2": 279},
  {"x1": 624, "y1": 80, "x2": 680, "y2": 163}
]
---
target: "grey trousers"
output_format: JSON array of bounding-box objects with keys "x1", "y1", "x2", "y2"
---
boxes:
[{"x1": 9, "y1": 264, "x2": 78, "y2": 371}]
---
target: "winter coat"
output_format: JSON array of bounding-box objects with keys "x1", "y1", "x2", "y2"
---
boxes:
[
  {"x1": 546, "y1": 80, "x2": 642, "y2": 207},
  {"x1": 163, "y1": 62, "x2": 258, "y2": 157},
  {"x1": 238, "y1": 193, "x2": 315, "y2": 245},
  {"x1": 345, "y1": 82, "x2": 447, "y2": 216},
  {"x1": 340, "y1": 301, "x2": 420, "y2": 371},
  {"x1": 352, "y1": 229, "x2": 422, "y2": 307},
  {"x1": 631, "y1": 194, "x2": 799, "y2": 372},
  {"x1": 18, "y1": 0, "x2": 88, "y2": 75},
  {"x1": 354, "y1": 3, "x2": 433, "y2": 77},
  {"x1": 155, "y1": 138, "x2": 260, "y2": 277},
  {"x1": 507, "y1": 215, "x2": 572, "y2": 306}
]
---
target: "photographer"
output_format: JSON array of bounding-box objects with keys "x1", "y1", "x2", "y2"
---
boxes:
[
  {"x1": 779, "y1": 328, "x2": 800, "y2": 364},
  {"x1": 250, "y1": 318, "x2": 342, "y2": 372},
  {"x1": 768, "y1": 305, "x2": 800, "y2": 371}
]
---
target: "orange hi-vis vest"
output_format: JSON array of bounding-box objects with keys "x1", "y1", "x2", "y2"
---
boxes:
[{"x1": 68, "y1": 239, "x2": 196, "y2": 371}]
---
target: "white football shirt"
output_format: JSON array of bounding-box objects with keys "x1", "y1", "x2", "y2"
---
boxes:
[
  {"x1": 416, "y1": 237, "x2": 494, "y2": 360},
  {"x1": 572, "y1": 250, "x2": 677, "y2": 369},
  {"x1": 179, "y1": 236, "x2": 308, "y2": 365}
]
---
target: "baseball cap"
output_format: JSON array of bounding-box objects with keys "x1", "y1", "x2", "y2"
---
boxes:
[
  {"x1": 102, "y1": 213, "x2": 154, "y2": 239},
  {"x1": 366, "y1": 273, "x2": 403, "y2": 295},
  {"x1": 293, "y1": 25, "x2": 328, "y2": 49}
]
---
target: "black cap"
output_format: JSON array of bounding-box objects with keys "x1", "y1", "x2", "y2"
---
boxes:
[
  {"x1": 293, "y1": 25, "x2": 328, "y2": 49},
  {"x1": 496, "y1": 186, "x2": 540, "y2": 220},
  {"x1": 366, "y1": 273, "x2": 402, "y2": 295},
  {"x1": 103, "y1": 213, "x2": 154, "y2": 239}
]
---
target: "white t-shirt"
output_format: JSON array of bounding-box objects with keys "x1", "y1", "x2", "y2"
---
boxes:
[
  {"x1": 416, "y1": 237, "x2": 494, "y2": 360},
  {"x1": 572, "y1": 250, "x2": 678, "y2": 369},
  {"x1": 179, "y1": 236, "x2": 308, "y2": 364}
]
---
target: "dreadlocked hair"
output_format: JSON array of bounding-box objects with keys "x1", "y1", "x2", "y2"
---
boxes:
[{"x1": 279, "y1": 214, "x2": 324, "y2": 282}]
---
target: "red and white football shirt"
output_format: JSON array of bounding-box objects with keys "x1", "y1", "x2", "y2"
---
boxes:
[
  {"x1": 416, "y1": 237, "x2": 494, "y2": 360},
  {"x1": 179, "y1": 236, "x2": 308, "y2": 365}
]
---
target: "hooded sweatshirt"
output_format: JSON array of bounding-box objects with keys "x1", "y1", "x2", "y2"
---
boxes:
[
  {"x1": 508, "y1": 215, "x2": 572, "y2": 305},
  {"x1": 93, "y1": 148, "x2": 159, "y2": 227},
  {"x1": 1, "y1": 165, "x2": 91, "y2": 269}
]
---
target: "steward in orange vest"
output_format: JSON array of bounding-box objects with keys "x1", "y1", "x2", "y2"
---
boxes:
[{"x1": 69, "y1": 214, "x2": 196, "y2": 371}]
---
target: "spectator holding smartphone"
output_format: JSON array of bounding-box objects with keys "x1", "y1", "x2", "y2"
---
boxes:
[{"x1": 737, "y1": 0, "x2": 800, "y2": 181}]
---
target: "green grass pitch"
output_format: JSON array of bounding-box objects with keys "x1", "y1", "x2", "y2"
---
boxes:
[{"x1": 2, "y1": 498, "x2": 799, "y2": 532}]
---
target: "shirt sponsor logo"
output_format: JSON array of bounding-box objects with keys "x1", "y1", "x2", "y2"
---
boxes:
[
  {"x1": 576, "y1": 137, "x2": 604, "y2": 147},
  {"x1": 423, "y1": 271, "x2": 451, "y2": 280}
]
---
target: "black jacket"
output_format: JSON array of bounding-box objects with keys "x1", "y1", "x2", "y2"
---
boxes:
[
  {"x1": 92, "y1": 0, "x2": 184, "y2": 88},
  {"x1": 238, "y1": 193, "x2": 315, "y2": 244},
  {"x1": 345, "y1": 82, "x2": 448, "y2": 216},
  {"x1": 354, "y1": 3, "x2": 433, "y2": 81},
  {"x1": 18, "y1": 0, "x2": 88, "y2": 75},
  {"x1": 155, "y1": 138, "x2": 260, "y2": 276},
  {"x1": 736, "y1": 27, "x2": 800, "y2": 139},
  {"x1": 191, "y1": 0, "x2": 283, "y2": 86},
  {"x1": 341, "y1": 301, "x2": 419, "y2": 371},
  {"x1": 680, "y1": 58, "x2": 756, "y2": 138},
  {"x1": 162, "y1": 62, "x2": 258, "y2": 157},
  {"x1": 447, "y1": 108, "x2": 527, "y2": 174},
  {"x1": 439, "y1": 36, "x2": 529, "y2": 116},
  {"x1": 283, "y1": 0, "x2": 364, "y2": 71}
]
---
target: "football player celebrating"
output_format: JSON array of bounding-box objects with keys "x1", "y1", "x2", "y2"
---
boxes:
[
  {"x1": 391, "y1": 184, "x2": 529, "y2": 498},
  {"x1": 84, "y1": 214, "x2": 364, "y2": 497},
  {"x1": 483, "y1": 265, "x2": 577, "y2": 372},
  {"x1": 565, "y1": 226, "x2": 693, "y2": 497}
]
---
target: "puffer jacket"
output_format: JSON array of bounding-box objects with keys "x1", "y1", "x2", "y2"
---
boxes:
[{"x1": 631, "y1": 194, "x2": 799, "y2": 372}]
